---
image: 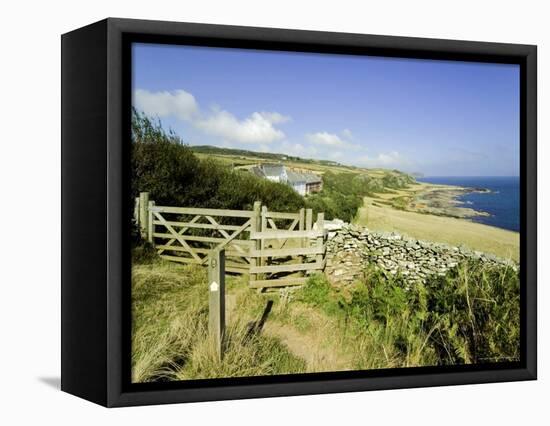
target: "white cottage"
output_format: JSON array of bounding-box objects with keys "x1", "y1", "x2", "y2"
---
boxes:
[
  {"x1": 286, "y1": 170, "x2": 307, "y2": 196},
  {"x1": 259, "y1": 163, "x2": 287, "y2": 183}
]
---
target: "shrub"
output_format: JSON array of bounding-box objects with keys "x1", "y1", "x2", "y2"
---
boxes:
[
  {"x1": 294, "y1": 260, "x2": 520, "y2": 368},
  {"x1": 305, "y1": 172, "x2": 365, "y2": 221},
  {"x1": 424, "y1": 260, "x2": 520, "y2": 364}
]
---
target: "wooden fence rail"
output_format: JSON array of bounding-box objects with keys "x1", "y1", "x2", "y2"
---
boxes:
[{"x1": 134, "y1": 192, "x2": 326, "y2": 289}]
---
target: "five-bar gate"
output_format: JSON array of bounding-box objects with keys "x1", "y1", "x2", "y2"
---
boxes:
[{"x1": 135, "y1": 192, "x2": 326, "y2": 289}]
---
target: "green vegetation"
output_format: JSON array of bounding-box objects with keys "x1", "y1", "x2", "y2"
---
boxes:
[
  {"x1": 306, "y1": 170, "x2": 416, "y2": 222},
  {"x1": 424, "y1": 261, "x2": 520, "y2": 363},
  {"x1": 132, "y1": 249, "x2": 519, "y2": 382},
  {"x1": 282, "y1": 260, "x2": 520, "y2": 369},
  {"x1": 192, "y1": 144, "x2": 320, "y2": 164}
]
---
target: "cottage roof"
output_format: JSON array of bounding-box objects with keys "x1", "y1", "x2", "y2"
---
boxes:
[
  {"x1": 303, "y1": 173, "x2": 322, "y2": 184},
  {"x1": 260, "y1": 163, "x2": 285, "y2": 177},
  {"x1": 250, "y1": 166, "x2": 266, "y2": 178},
  {"x1": 287, "y1": 171, "x2": 322, "y2": 185},
  {"x1": 286, "y1": 170, "x2": 307, "y2": 184}
]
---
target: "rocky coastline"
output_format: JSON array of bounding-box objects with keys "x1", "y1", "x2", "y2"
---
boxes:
[{"x1": 409, "y1": 184, "x2": 491, "y2": 219}]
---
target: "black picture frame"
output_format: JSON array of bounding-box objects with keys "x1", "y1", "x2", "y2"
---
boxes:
[{"x1": 61, "y1": 17, "x2": 537, "y2": 407}]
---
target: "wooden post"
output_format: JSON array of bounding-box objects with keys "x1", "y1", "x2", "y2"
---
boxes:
[
  {"x1": 315, "y1": 212, "x2": 325, "y2": 269},
  {"x1": 251, "y1": 201, "x2": 262, "y2": 285},
  {"x1": 208, "y1": 248, "x2": 225, "y2": 360},
  {"x1": 147, "y1": 200, "x2": 155, "y2": 243},
  {"x1": 258, "y1": 206, "x2": 267, "y2": 276},
  {"x1": 260, "y1": 205, "x2": 268, "y2": 268},
  {"x1": 134, "y1": 197, "x2": 140, "y2": 225},
  {"x1": 299, "y1": 208, "x2": 305, "y2": 248},
  {"x1": 298, "y1": 208, "x2": 306, "y2": 264},
  {"x1": 139, "y1": 192, "x2": 149, "y2": 239},
  {"x1": 305, "y1": 208, "x2": 313, "y2": 247}
]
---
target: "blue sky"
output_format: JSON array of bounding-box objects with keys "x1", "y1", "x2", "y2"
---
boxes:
[{"x1": 132, "y1": 43, "x2": 520, "y2": 176}]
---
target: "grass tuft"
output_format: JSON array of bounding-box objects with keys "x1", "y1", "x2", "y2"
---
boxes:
[{"x1": 131, "y1": 259, "x2": 304, "y2": 382}]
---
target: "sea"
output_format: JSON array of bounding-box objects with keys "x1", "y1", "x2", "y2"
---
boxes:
[{"x1": 416, "y1": 176, "x2": 520, "y2": 232}]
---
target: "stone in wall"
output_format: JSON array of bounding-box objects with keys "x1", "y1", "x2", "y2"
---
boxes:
[{"x1": 324, "y1": 222, "x2": 517, "y2": 288}]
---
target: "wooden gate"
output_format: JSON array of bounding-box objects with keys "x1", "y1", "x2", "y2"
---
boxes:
[
  {"x1": 249, "y1": 207, "x2": 326, "y2": 288},
  {"x1": 135, "y1": 192, "x2": 326, "y2": 288}
]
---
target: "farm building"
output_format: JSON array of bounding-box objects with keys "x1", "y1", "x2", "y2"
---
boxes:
[
  {"x1": 286, "y1": 171, "x2": 306, "y2": 195},
  {"x1": 251, "y1": 163, "x2": 322, "y2": 196},
  {"x1": 254, "y1": 163, "x2": 288, "y2": 183},
  {"x1": 304, "y1": 173, "x2": 323, "y2": 194}
]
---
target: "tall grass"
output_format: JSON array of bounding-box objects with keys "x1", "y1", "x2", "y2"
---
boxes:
[
  {"x1": 131, "y1": 258, "x2": 305, "y2": 383},
  {"x1": 425, "y1": 260, "x2": 520, "y2": 364},
  {"x1": 292, "y1": 259, "x2": 520, "y2": 369}
]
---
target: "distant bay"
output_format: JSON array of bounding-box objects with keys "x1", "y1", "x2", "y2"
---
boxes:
[{"x1": 417, "y1": 176, "x2": 520, "y2": 232}]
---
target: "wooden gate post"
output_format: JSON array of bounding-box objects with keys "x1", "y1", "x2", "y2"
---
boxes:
[
  {"x1": 251, "y1": 201, "x2": 262, "y2": 283},
  {"x1": 299, "y1": 208, "x2": 305, "y2": 248},
  {"x1": 208, "y1": 248, "x2": 225, "y2": 360},
  {"x1": 133, "y1": 197, "x2": 140, "y2": 225},
  {"x1": 138, "y1": 192, "x2": 149, "y2": 239},
  {"x1": 260, "y1": 205, "x2": 268, "y2": 268},
  {"x1": 147, "y1": 200, "x2": 155, "y2": 243},
  {"x1": 305, "y1": 208, "x2": 313, "y2": 248},
  {"x1": 315, "y1": 212, "x2": 325, "y2": 268}
]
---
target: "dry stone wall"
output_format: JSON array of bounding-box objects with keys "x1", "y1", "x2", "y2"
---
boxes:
[{"x1": 325, "y1": 223, "x2": 517, "y2": 288}]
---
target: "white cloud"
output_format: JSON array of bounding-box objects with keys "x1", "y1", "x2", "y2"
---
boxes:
[
  {"x1": 306, "y1": 131, "x2": 362, "y2": 151},
  {"x1": 134, "y1": 89, "x2": 289, "y2": 145},
  {"x1": 358, "y1": 151, "x2": 408, "y2": 168},
  {"x1": 306, "y1": 131, "x2": 347, "y2": 147},
  {"x1": 342, "y1": 129, "x2": 354, "y2": 140},
  {"x1": 196, "y1": 110, "x2": 288, "y2": 144},
  {"x1": 279, "y1": 141, "x2": 318, "y2": 157},
  {"x1": 257, "y1": 111, "x2": 291, "y2": 125},
  {"x1": 134, "y1": 89, "x2": 199, "y2": 121}
]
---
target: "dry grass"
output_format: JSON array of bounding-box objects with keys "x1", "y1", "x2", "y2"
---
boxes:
[
  {"x1": 131, "y1": 260, "x2": 305, "y2": 383},
  {"x1": 264, "y1": 303, "x2": 353, "y2": 373},
  {"x1": 356, "y1": 196, "x2": 519, "y2": 261}
]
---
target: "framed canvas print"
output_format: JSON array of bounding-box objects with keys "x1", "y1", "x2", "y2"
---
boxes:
[{"x1": 61, "y1": 18, "x2": 537, "y2": 407}]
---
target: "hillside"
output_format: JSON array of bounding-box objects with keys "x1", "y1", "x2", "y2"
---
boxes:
[
  {"x1": 188, "y1": 144, "x2": 418, "y2": 223},
  {"x1": 357, "y1": 196, "x2": 519, "y2": 261},
  {"x1": 189, "y1": 145, "x2": 518, "y2": 262},
  {"x1": 191, "y1": 144, "x2": 344, "y2": 167},
  {"x1": 190, "y1": 145, "x2": 415, "y2": 182}
]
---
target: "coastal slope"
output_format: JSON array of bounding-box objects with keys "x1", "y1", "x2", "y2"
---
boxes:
[{"x1": 356, "y1": 195, "x2": 519, "y2": 261}]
